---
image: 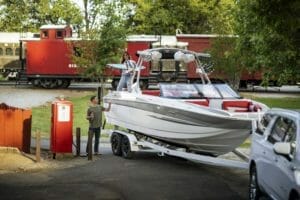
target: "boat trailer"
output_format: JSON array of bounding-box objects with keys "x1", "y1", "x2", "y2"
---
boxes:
[{"x1": 109, "y1": 130, "x2": 249, "y2": 169}]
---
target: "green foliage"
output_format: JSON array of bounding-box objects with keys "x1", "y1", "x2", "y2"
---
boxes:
[
  {"x1": 0, "y1": 0, "x2": 83, "y2": 32},
  {"x1": 235, "y1": 0, "x2": 300, "y2": 85},
  {"x1": 209, "y1": 36, "x2": 243, "y2": 89},
  {"x1": 72, "y1": 1, "x2": 127, "y2": 79},
  {"x1": 125, "y1": 0, "x2": 236, "y2": 34}
]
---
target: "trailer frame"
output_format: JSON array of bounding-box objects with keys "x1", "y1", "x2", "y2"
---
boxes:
[{"x1": 109, "y1": 129, "x2": 249, "y2": 169}]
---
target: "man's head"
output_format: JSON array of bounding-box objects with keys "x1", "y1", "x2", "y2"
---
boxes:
[{"x1": 90, "y1": 96, "x2": 98, "y2": 104}]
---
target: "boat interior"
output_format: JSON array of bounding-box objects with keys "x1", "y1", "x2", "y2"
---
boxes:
[{"x1": 142, "y1": 83, "x2": 261, "y2": 113}]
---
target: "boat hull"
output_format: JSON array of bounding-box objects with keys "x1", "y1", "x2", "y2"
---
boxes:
[{"x1": 104, "y1": 92, "x2": 254, "y2": 155}]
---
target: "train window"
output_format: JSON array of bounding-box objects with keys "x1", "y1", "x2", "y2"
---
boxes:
[
  {"x1": 42, "y1": 30, "x2": 48, "y2": 38},
  {"x1": 0, "y1": 48, "x2": 3, "y2": 56},
  {"x1": 56, "y1": 30, "x2": 64, "y2": 38},
  {"x1": 15, "y1": 48, "x2": 20, "y2": 56},
  {"x1": 5, "y1": 48, "x2": 13, "y2": 56}
]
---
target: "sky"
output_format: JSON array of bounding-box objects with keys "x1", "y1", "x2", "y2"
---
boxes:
[{"x1": 72, "y1": 0, "x2": 84, "y2": 10}]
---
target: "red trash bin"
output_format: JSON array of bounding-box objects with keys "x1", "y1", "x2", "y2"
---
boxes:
[{"x1": 50, "y1": 97, "x2": 73, "y2": 157}]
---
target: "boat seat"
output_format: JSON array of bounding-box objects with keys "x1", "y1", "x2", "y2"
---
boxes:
[
  {"x1": 142, "y1": 90, "x2": 160, "y2": 96},
  {"x1": 222, "y1": 100, "x2": 251, "y2": 112},
  {"x1": 185, "y1": 99, "x2": 209, "y2": 107}
]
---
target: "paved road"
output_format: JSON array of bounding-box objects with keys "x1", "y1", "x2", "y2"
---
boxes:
[{"x1": 0, "y1": 146, "x2": 249, "y2": 200}]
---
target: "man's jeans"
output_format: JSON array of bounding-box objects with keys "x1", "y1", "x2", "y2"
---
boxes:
[{"x1": 86, "y1": 127, "x2": 101, "y2": 153}]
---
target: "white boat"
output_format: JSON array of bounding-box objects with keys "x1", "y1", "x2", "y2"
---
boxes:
[{"x1": 104, "y1": 48, "x2": 268, "y2": 156}]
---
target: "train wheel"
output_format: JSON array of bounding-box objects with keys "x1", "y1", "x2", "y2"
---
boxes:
[
  {"x1": 56, "y1": 79, "x2": 70, "y2": 88},
  {"x1": 40, "y1": 79, "x2": 58, "y2": 89},
  {"x1": 31, "y1": 79, "x2": 41, "y2": 87},
  {"x1": 61, "y1": 80, "x2": 71, "y2": 88}
]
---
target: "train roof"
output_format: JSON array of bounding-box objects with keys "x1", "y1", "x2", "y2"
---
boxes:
[
  {"x1": 0, "y1": 32, "x2": 34, "y2": 43},
  {"x1": 40, "y1": 25, "x2": 69, "y2": 30},
  {"x1": 127, "y1": 35, "x2": 188, "y2": 47}
]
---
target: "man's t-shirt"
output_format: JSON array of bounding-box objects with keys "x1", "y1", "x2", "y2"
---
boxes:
[{"x1": 87, "y1": 105, "x2": 104, "y2": 128}]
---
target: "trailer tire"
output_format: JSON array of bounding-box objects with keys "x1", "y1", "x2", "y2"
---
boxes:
[
  {"x1": 121, "y1": 135, "x2": 134, "y2": 159},
  {"x1": 111, "y1": 132, "x2": 122, "y2": 156}
]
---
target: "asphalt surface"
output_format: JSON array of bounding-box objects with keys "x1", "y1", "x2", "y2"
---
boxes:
[{"x1": 0, "y1": 145, "x2": 249, "y2": 200}]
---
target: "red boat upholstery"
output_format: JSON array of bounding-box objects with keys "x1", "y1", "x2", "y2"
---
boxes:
[
  {"x1": 185, "y1": 99, "x2": 209, "y2": 107},
  {"x1": 222, "y1": 100, "x2": 251, "y2": 112},
  {"x1": 142, "y1": 90, "x2": 160, "y2": 96}
]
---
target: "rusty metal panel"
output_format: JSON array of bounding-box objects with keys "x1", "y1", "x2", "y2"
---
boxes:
[
  {"x1": 22, "y1": 110, "x2": 32, "y2": 153},
  {"x1": 0, "y1": 107, "x2": 5, "y2": 146},
  {"x1": 0, "y1": 103, "x2": 32, "y2": 153}
]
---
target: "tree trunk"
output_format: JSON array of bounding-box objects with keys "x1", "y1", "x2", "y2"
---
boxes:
[{"x1": 83, "y1": 0, "x2": 89, "y2": 31}]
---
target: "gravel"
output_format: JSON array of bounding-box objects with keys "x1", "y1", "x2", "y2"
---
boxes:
[{"x1": 0, "y1": 86, "x2": 94, "y2": 108}]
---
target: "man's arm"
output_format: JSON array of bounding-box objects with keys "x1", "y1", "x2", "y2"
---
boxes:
[
  {"x1": 103, "y1": 102, "x2": 111, "y2": 112},
  {"x1": 86, "y1": 109, "x2": 93, "y2": 120}
]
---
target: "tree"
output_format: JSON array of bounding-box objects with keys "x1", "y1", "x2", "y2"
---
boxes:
[
  {"x1": 72, "y1": 1, "x2": 127, "y2": 82},
  {"x1": 0, "y1": 0, "x2": 83, "y2": 32},
  {"x1": 235, "y1": 0, "x2": 300, "y2": 85},
  {"x1": 205, "y1": 0, "x2": 243, "y2": 88},
  {"x1": 209, "y1": 36, "x2": 243, "y2": 89},
  {"x1": 0, "y1": 0, "x2": 30, "y2": 31},
  {"x1": 124, "y1": 0, "x2": 232, "y2": 34},
  {"x1": 82, "y1": 0, "x2": 105, "y2": 31}
]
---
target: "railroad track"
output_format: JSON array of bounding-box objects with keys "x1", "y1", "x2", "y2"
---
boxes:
[
  {"x1": 0, "y1": 80, "x2": 113, "y2": 90},
  {"x1": 0, "y1": 81, "x2": 18, "y2": 86},
  {"x1": 0, "y1": 80, "x2": 299, "y2": 93}
]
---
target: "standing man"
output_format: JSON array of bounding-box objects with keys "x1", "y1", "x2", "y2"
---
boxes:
[{"x1": 86, "y1": 95, "x2": 111, "y2": 155}]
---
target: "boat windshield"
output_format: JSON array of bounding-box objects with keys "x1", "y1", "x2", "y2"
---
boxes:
[
  {"x1": 195, "y1": 84, "x2": 240, "y2": 99},
  {"x1": 160, "y1": 84, "x2": 203, "y2": 99},
  {"x1": 159, "y1": 83, "x2": 240, "y2": 99},
  {"x1": 214, "y1": 84, "x2": 240, "y2": 98}
]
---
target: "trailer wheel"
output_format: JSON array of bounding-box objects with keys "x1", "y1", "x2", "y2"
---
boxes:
[
  {"x1": 121, "y1": 136, "x2": 134, "y2": 159},
  {"x1": 111, "y1": 132, "x2": 122, "y2": 156}
]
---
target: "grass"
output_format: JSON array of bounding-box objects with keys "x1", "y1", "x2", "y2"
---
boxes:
[
  {"x1": 31, "y1": 92, "x2": 113, "y2": 138},
  {"x1": 241, "y1": 94, "x2": 300, "y2": 109},
  {"x1": 0, "y1": 74, "x2": 6, "y2": 81}
]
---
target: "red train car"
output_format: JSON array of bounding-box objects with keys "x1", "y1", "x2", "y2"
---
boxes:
[
  {"x1": 18, "y1": 25, "x2": 262, "y2": 89},
  {"x1": 20, "y1": 25, "x2": 79, "y2": 88}
]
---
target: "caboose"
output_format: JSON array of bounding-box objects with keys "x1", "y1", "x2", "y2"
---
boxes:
[{"x1": 20, "y1": 25, "x2": 79, "y2": 88}]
